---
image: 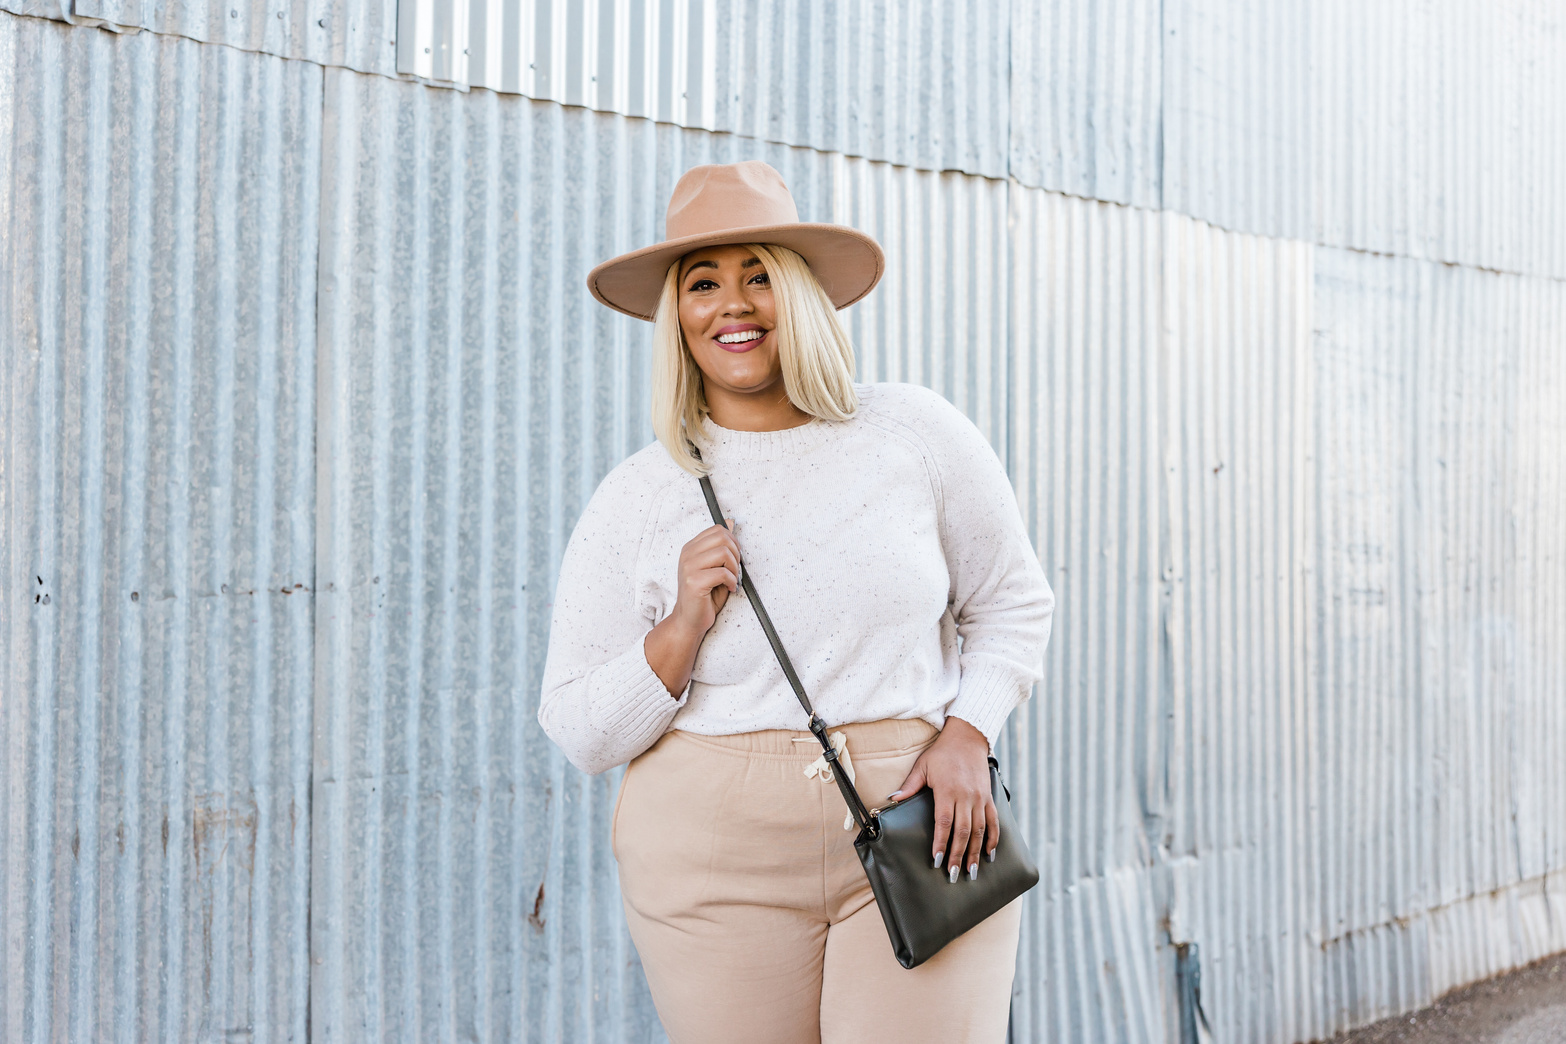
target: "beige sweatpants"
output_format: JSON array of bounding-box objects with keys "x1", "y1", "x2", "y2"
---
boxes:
[{"x1": 612, "y1": 717, "x2": 1023, "y2": 1044}]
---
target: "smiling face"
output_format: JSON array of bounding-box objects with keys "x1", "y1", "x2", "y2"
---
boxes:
[{"x1": 676, "y1": 244, "x2": 786, "y2": 408}]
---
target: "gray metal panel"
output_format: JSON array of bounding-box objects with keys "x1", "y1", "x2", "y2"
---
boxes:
[
  {"x1": 1161, "y1": 0, "x2": 1315, "y2": 242},
  {"x1": 1005, "y1": 190, "x2": 1566, "y2": 1044},
  {"x1": 1008, "y1": 0, "x2": 1164, "y2": 207},
  {"x1": 400, "y1": 0, "x2": 1011, "y2": 180},
  {"x1": 1314, "y1": 0, "x2": 1566, "y2": 280},
  {"x1": 0, "y1": 14, "x2": 319, "y2": 1043},
  {"x1": 311, "y1": 71, "x2": 682, "y2": 1044},
  {"x1": 1, "y1": 0, "x2": 399, "y2": 78},
  {"x1": 1004, "y1": 186, "x2": 1169, "y2": 1044}
]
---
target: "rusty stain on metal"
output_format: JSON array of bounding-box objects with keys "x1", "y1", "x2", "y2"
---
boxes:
[{"x1": 529, "y1": 882, "x2": 546, "y2": 932}]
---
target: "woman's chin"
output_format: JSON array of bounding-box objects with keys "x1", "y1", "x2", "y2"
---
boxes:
[{"x1": 707, "y1": 368, "x2": 784, "y2": 397}]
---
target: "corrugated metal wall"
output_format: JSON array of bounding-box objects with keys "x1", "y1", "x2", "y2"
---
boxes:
[
  {"x1": 4, "y1": 1, "x2": 1564, "y2": 1042},
  {"x1": 0, "y1": 16, "x2": 319, "y2": 1042}
]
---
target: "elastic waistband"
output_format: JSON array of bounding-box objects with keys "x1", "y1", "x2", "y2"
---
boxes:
[{"x1": 670, "y1": 716, "x2": 940, "y2": 759}]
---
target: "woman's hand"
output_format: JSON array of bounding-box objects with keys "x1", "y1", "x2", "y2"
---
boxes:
[
  {"x1": 644, "y1": 520, "x2": 742, "y2": 697},
  {"x1": 672, "y1": 519, "x2": 741, "y2": 633},
  {"x1": 888, "y1": 716, "x2": 997, "y2": 882}
]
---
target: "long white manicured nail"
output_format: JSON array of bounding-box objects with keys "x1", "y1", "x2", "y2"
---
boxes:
[
  {"x1": 933, "y1": 852, "x2": 944, "y2": 869},
  {"x1": 968, "y1": 863, "x2": 978, "y2": 881},
  {"x1": 986, "y1": 849, "x2": 996, "y2": 863},
  {"x1": 948, "y1": 864, "x2": 960, "y2": 884}
]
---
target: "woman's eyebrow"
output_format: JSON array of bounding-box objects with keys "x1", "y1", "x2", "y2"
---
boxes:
[{"x1": 682, "y1": 257, "x2": 765, "y2": 280}]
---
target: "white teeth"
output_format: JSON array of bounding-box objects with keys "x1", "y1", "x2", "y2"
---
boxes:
[{"x1": 716, "y1": 329, "x2": 765, "y2": 344}]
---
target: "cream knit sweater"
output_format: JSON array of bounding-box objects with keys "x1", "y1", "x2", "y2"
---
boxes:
[{"x1": 537, "y1": 382, "x2": 1055, "y2": 776}]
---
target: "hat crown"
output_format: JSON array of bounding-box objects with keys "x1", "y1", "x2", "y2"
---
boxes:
[{"x1": 665, "y1": 161, "x2": 800, "y2": 240}]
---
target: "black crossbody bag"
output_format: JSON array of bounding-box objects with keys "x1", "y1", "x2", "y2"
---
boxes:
[{"x1": 696, "y1": 470, "x2": 1040, "y2": 969}]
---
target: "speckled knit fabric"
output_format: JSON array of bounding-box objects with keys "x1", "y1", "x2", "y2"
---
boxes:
[{"x1": 537, "y1": 382, "x2": 1055, "y2": 776}]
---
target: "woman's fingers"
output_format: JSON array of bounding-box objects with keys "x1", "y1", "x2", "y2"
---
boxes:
[
  {"x1": 687, "y1": 566, "x2": 738, "y2": 597},
  {"x1": 963, "y1": 799, "x2": 991, "y2": 879},
  {"x1": 903, "y1": 719, "x2": 997, "y2": 881},
  {"x1": 983, "y1": 794, "x2": 1001, "y2": 862},
  {"x1": 932, "y1": 795, "x2": 954, "y2": 871},
  {"x1": 674, "y1": 519, "x2": 743, "y2": 625},
  {"x1": 946, "y1": 804, "x2": 973, "y2": 882},
  {"x1": 683, "y1": 542, "x2": 738, "y2": 575},
  {"x1": 683, "y1": 526, "x2": 742, "y2": 580},
  {"x1": 693, "y1": 545, "x2": 739, "y2": 582},
  {"x1": 889, "y1": 759, "x2": 927, "y2": 805},
  {"x1": 693, "y1": 520, "x2": 741, "y2": 555}
]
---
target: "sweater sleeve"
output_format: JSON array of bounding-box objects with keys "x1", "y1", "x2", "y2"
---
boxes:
[
  {"x1": 536, "y1": 465, "x2": 688, "y2": 775},
  {"x1": 911, "y1": 390, "x2": 1055, "y2": 746}
]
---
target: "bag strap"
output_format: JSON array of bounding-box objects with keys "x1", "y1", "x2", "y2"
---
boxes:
[{"x1": 694, "y1": 458, "x2": 877, "y2": 834}]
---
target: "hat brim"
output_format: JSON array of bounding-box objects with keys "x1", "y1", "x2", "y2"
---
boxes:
[{"x1": 586, "y1": 223, "x2": 885, "y2": 322}]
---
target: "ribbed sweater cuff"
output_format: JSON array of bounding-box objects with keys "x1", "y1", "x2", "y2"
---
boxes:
[
  {"x1": 594, "y1": 637, "x2": 688, "y2": 747},
  {"x1": 945, "y1": 660, "x2": 1028, "y2": 748}
]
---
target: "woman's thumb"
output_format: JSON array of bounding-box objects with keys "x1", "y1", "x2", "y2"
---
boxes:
[{"x1": 888, "y1": 762, "x2": 927, "y2": 802}]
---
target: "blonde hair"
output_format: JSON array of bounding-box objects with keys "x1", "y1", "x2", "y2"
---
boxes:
[{"x1": 651, "y1": 243, "x2": 859, "y2": 475}]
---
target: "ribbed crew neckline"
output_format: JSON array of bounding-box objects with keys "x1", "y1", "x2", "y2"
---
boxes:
[{"x1": 694, "y1": 410, "x2": 851, "y2": 462}]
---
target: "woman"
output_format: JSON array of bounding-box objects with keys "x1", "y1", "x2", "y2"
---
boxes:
[{"x1": 537, "y1": 160, "x2": 1054, "y2": 1043}]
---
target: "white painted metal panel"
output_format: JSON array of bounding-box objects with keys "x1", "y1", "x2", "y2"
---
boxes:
[
  {"x1": 1159, "y1": 213, "x2": 1318, "y2": 1044},
  {"x1": 1308, "y1": 248, "x2": 1566, "y2": 1032}
]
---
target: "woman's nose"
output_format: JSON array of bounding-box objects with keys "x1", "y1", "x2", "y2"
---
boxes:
[{"x1": 719, "y1": 286, "x2": 752, "y2": 316}]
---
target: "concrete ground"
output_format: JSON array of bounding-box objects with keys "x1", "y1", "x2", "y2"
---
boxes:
[{"x1": 1322, "y1": 953, "x2": 1566, "y2": 1044}]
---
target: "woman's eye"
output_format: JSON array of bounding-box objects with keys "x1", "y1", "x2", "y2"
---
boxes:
[
  {"x1": 687, "y1": 278, "x2": 717, "y2": 292},
  {"x1": 750, "y1": 273, "x2": 770, "y2": 286}
]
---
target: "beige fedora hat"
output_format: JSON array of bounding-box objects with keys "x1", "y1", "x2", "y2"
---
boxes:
[{"x1": 587, "y1": 160, "x2": 885, "y2": 322}]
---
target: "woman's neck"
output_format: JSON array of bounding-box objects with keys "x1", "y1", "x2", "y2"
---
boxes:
[{"x1": 704, "y1": 385, "x2": 813, "y2": 432}]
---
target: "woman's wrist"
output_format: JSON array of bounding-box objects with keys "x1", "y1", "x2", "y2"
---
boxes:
[
  {"x1": 643, "y1": 611, "x2": 707, "y2": 697},
  {"x1": 939, "y1": 714, "x2": 989, "y2": 753}
]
